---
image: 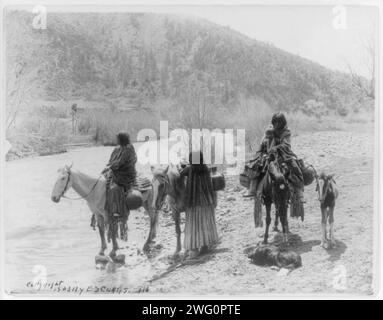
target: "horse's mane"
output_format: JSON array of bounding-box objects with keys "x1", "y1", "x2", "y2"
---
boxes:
[{"x1": 71, "y1": 168, "x2": 103, "y2": 182}]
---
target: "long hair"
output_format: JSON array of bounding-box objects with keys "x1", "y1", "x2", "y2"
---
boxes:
[
  {"x1": 189, "y1": 151, "x2": 209, "y2": 175},
  {"x1": 117, "y1": 132, "x2": 130, "y2": 146}
]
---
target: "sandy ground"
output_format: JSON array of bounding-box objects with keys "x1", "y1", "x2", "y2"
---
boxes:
[
  {"x1": 4, "y1": 130, "x2": 375, "y2": 296},
  {"x1": 133, "y1": 130, "x2": 375, "y2": 295}
]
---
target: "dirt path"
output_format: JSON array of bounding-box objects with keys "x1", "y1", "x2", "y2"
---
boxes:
[{"x1": 131, "y1": 130, "x2": 374, "y2": 295}]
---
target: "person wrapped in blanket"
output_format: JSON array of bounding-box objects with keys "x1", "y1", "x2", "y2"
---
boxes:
[
  {"x1": 102, "y1": 132, "x2": 137, "y2": 220},
  {"x1": 179, "y1": 151, "x2": 219, "y2": 259},
  {"x1": 244, "y1": 112, "x2": 305, "y2": 203}
]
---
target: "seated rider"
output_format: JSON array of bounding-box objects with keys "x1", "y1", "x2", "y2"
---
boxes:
[
  {"x1": 245, "y1": 112, "x2": 304, "y2": 203},
  {"x1": 102, "y1": 132, "x2": 137, "y2": 219}
]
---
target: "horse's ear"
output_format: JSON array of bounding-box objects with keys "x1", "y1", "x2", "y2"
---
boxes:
[
  {"x1": 164, "y1": 165, "x2": 169, "y2": 174},
  {"x1": 64, "y1": 162, "x2": 73, "y2": 172},
  {"x1": 150, "y1": 165, "x2": 155, "y2": 173},
  {"x1": 330, "y1": 174, "x2": 338, "y2": 184}
]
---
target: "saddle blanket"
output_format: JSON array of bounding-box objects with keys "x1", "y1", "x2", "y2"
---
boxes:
[{"x1": 133, "y1": 175, "x2": 152, "y2": 192}]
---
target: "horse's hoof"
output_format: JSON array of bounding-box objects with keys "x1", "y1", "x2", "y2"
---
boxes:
[
  {"x1": 263, "y1": 240, "x2": 268, "y2": 245},
  {"x1": 273, "y1": 227, "x2": 279, "y2": 232},
  {"x1": 95, "y1": 255, "x2": 109, "y2": 265},
  {"x1": 143, "y1": 244, "x2": 150, "y2": 252},
  {"x1": 114, "y1": 254, "x2": 126, "y2": 265}
]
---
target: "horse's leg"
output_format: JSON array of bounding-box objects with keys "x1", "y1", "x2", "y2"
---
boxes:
[
  {"x1": 109, "y1": 218, "x2": 119, "y2": 258},
  {"x1": 151, "y1": 209, "x2": 159, "y2": 240},
  {"x1": 174, "y1": 210, "x2": 182, "y2": 254},
  {"x1": 143, "y1": 200, "x2": 159, "y2": 252},
  {"x1": 254, "y1": 195, "x2": 263, "y2": 228},
  {"x1": 280, "y1": 206, "x2": 288, "y2": 244},
  {"x1": 329, "y1": 206, "x2": 336, "y2": 248},
  {"x1": 273, "y1": 208, "x2": 279, "y2": 232},
  {"x1": 97, "y1": 216, "x2": 107, "y2": 256},
  {"x1": 263, "y1": 202, "x2": 272, "y2": 244},
  {"x1": 320, "y1": 206, "x2": 327, "y2": 248}
]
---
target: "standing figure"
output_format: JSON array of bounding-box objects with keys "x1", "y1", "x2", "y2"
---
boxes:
[
  {"x1": 180, "y1": 151, "x2": 219, "y2": 258},
  {"x1": 71, "y1": 103, "x2": 78, "y2": 135}
]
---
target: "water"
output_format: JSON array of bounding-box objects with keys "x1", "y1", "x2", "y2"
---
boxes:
[{"x1": 4, "y1": 144, "x2": 158, "y2": 296}]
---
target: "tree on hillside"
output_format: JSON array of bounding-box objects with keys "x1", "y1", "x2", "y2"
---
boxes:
[{"x1": 347, "y1": 30, "x2": 375, "y2": 100}]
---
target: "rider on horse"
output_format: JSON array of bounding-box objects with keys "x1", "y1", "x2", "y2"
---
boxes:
[
  {"x1": 102, "y1": 132, "x2": 137, "y2": 220},
  {"x1": 245, "y1": 112, "x2": 305, "y2": 204}
]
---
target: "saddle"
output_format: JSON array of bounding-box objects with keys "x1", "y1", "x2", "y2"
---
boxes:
[{"x1": 106, "y1": 174, "x2": 152, "y2": 212}]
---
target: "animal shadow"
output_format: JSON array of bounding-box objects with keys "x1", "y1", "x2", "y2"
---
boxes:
[
  {"x1": 324, "y1": 239, "x2": 347, "y2": 262},
  {"x1": 272, "y1": 232, "x2": 320, "y2": 255},
  {"x1": 272, "y1": 232, "x2": 347, "y2": 262}
]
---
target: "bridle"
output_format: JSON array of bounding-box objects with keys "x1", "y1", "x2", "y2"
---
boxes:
[
  {"x1": 60, "y1": 169, "x2": 72, "y2": 198},
  {"x1": 316, "y1": 176, "x2": 335, "y2": 202},
  {"x1": 60, "y1": 168, "x2": 102, "y2": 201}
]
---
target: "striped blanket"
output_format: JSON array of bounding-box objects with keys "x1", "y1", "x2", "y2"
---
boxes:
[{"x1": 134, "y1": 175, "x2": 152, "y2": 192}]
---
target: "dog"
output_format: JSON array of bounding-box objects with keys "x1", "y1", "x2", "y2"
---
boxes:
[{"x1": 245, "y1": 244, "x2": 302, "y2": 270}]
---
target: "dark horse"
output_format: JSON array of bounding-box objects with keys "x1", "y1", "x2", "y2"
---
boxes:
[{"x1": 254, "y1": 155, "x2": 291, "y2": 244}]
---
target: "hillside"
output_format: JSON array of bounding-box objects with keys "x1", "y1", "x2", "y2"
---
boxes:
[
  {"x1": 5, "y1": 10, "x2": 374, "y2": 159},
  {"x1": 6, "y1": 10, "x2": 365, "y2": 117}
]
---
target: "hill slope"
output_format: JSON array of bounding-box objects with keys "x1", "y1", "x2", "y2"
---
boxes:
[{"x1": 6, "y1": 10, "x2": 363, "y2": 117}]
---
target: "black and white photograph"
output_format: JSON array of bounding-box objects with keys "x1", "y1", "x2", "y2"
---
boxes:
[{"x1": 1, "y1": 1, "x2": 380, "y2": 299}]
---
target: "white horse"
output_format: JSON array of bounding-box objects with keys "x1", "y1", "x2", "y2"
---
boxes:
[{"x1": 51, "y1": 164, "x2": 159, "y2": 258}]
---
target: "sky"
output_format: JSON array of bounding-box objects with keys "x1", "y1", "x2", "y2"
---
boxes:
[
  {"x1": 7, "y1": 3, "x2": 379, "y2": 78},
  {"x1": 135, "y1": 5, "x2": 378, "y2": 78}
]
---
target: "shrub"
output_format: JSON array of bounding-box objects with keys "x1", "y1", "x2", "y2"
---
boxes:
[
  {"x1": 77, "y1": 108, "x2": 160, "y2": 145},
  {"x1": 37, "y1": 105, "x2": 69, "y2": 119},
  {"x1": 7, "y1": 115, "x2": 69, "y2": 158},
  {"x1": 337, "y1": 106, "x2": 349, "y2": 117}
]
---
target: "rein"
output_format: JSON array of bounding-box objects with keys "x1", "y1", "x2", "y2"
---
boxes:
[{"x1": 61, "y1": 170, "x2": 102, "y2": 201}]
